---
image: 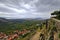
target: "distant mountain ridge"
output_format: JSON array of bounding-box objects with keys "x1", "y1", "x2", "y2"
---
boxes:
[
  {"x1": 0, "y1": 17, "x2": 45, "y2": 23},
  {"x1": 0, "y1": 17, "x2": 8, "y2": 22}
]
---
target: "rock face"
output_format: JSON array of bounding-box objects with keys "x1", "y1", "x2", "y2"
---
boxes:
[
  {"x1": 39, "y1": 18, "x2": 60, "y2": 40},
  {"x1": 47, "y1": 18, "x2": 60, "y2": 40}
]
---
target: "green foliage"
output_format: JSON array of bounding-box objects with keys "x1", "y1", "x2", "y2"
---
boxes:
[
  {"x1": 0, "y1": 20, "x2": 45, "y2": 40},
  {"x1": 22, "y1": 33, "x2": 30, "y2": 38},
  {"x1": 51, "y1": 11, "x2": 60, "y2": 15},
  {"x1": 0, "y1": 20, "x2": 43, "y2": 33},
  {"x1": 51, "y1": 11, "x2": 60, "y2": 19},
  {"x1": 59, "y1": 33, "x2": 60, "y2": 38}
]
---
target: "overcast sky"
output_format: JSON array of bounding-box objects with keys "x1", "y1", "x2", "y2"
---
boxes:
[{"x1": 0, "y1": 0, "x2": 60, "y2": 19}]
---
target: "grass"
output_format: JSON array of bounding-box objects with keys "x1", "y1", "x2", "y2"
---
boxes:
[
  {"x1": 17, "y1": 31, "x2": 36, "y2": 40},
  {"x1": 59, "y1": 33, "x2": 60, "y2": 38}
]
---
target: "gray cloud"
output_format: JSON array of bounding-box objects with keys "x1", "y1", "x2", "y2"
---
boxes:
[
  {"x1": 0, "y1": 0, "x2": 60, "y2": 19},
  {"x1": 0, "y1": 7, "x2": 17, "y2": 13}
]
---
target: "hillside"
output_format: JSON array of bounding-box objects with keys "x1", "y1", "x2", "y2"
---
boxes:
[{"x1": 0, "y1": 17, "x2": 60, "y2": 40}]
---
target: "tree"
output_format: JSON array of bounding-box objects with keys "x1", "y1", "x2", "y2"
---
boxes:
[{"x1": 51, "y1": 11, "x2": 60, "y2": 19}]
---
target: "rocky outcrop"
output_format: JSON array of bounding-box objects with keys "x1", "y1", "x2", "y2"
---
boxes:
[
  {"x1": 39, "y1": 18, "x2": 60, "y2": 40},
  {"x1": 47, "y1": 18, "x2": 60, "y2": 40}
]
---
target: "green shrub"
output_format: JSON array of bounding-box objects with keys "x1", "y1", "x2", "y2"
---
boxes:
[{"x1": 59, "y1": 33, "x2": 60, "y2": 38}]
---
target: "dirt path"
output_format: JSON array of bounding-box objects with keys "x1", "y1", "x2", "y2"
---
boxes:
[
  {"x1": 30, "y1": 26, "x2": 45, "y2": 40},
  {"x1": 30, "y1": 32, "x2": 40, "y2": 40}
]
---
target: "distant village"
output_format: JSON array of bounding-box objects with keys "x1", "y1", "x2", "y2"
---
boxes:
[{"x1": 0, "y1": 29, "x2": 30, "y2": 40}]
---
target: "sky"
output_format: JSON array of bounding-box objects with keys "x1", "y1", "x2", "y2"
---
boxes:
[{"x1": 0, "y1": 0, "x2": 60, "y2": 19}]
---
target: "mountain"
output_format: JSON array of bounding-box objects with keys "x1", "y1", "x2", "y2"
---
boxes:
[
  {"x1": 32, "y1": 18, "x2": 44, "y2": 20},
  {"x1": 7, "y1": 19, "x2": 26, "y2": 23},
  {"x1": 0, "y1": 17, "x2": 45, "y2": 23},
  {"x1": 0, "y1": 17, "x2": 26, "y2": 23},
  {"x1": 24, "y1": 18, "x2": 44, "y2": 20},
  {"x1": 0, "y1": 17, "x2": 8, "y2": 23}
]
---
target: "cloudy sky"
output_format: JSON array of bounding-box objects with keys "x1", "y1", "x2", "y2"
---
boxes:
[{"x1": 0, "y1": 0, "x2": 60, "y2": 19}]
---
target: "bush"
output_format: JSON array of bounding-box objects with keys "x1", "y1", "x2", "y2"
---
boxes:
[{"x1": 59, "y1": 34, "x2": 60, "y2": 38}]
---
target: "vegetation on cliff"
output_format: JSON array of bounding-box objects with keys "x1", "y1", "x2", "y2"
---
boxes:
[{"x1": 51, "y1": 11, "x2": 60, "y2": 19}]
